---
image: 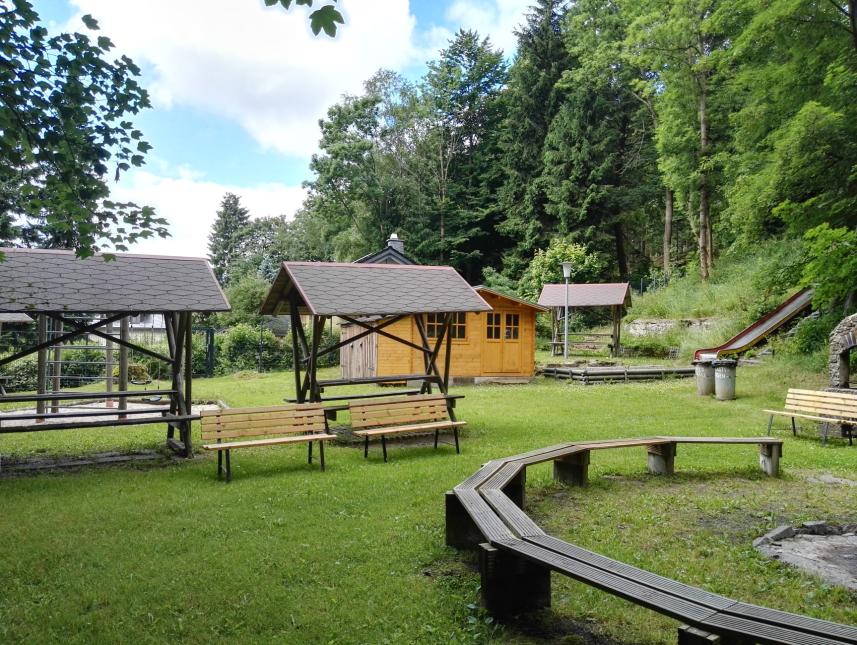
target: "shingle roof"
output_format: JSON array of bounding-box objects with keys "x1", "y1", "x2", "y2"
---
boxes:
[
  {"x1": 260, "y1": 261, "x2": 492, "y2": 316},
  {"x1": 0, "y1": 248, "x2": 230, "y2": 313},
  {"x1": 0, "y1": 313, "x2": 34, "y2": 323},
  {"x1": 538, "y1": 283, "x2": 631, "y2": 309},
  {"x1": 474, "y1": 286, "x2": 548, "y2": 312}
]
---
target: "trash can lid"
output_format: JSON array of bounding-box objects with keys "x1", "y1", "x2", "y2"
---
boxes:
[
  {"x1": 712, "y1": 359, "x2": 737, "y2": 367},
  {"x1": 692, "y1": 359, "x2": 713, "y2": 366}
]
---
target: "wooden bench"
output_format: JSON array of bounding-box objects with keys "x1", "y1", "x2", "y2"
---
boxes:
[
  {"x1": 764, "y1": 388, "x2": 856, "y2": 445},
  {"x1": 201, "y1": 404, "x2": 336, "y2": 481},
  {"x1": 445, "y1": 437, "x2": 857, "y2": 644},
  {"x1": 349, "y1": 395, "x2": 466, "y2": 462}
]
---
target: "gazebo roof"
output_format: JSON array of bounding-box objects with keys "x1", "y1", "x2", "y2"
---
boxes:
[
  {"x1": 538, "y1": 283, "x2": 631, "y2": 309},
  {"x1": 0, "y1": 248, "x2": 229, "y2": 313},
  {"x1": 260, "y1": 261, "x2": 492, "y2": 317}
]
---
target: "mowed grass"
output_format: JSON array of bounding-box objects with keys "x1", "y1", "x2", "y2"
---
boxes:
[{"x1": 1, "y1": 360, "x2": 855, "y2": 643}]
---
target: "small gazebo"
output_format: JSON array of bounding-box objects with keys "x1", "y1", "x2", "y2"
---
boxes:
[
  {"x1": 0, "y1": 248, "x2": 230, "y2": 457},
  {"x1": 259, "y1": 261, "x2": 491, "y2": 406},
  {"x1": 538, "y1": 283, "x2": 631, "y2": 357}
]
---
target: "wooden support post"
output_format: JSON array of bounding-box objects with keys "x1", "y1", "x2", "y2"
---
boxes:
[
  {"x1": 36, "y1": 314, "x2": 47, "y2": 418},
  {"x1": 479, "y1": 543, "x2": 551, "y2": 617},
  {"x1": 553, "y1": 450, "x2": 589, "y2": 486},
  {"x1": 289, "y1": 297, "x2": 303, "y2": 404},
  {"x1": 759, "y1": 442, "x2": 781, "y2": 477},
  {"x1": 647, "y1": 443, "x2": 676, "y2": 475},
  {"x1": 118, "y1": 317, "x2": 129, "y2": 417},
  {"x1": 50, "y1": 318, "x2": 62, "y2": 414},
  {"x1": 677, "y1": 625, "x2": 720, "y2": 644},
  {"x1": 105, "y1": 319, "x2": 114, "y2": 408},
  {"x1": 502, "y1": 467, "x2": 526, "y2": 508},
  {"x1": 443, "y1": 313, "x2": 453, "y2": 393},
  {"x1": 445, "y1": 491, "x2": 483, "y2": 549},
  {"x1": 184, "y1": 313, "x2": 192, "y2": 414}
]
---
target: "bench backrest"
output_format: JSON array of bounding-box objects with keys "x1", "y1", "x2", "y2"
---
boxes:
[
  {"x1": 201, "y1": 404, "x2": 328, "y2": 443},
  {"x1": 349, "y1": 395, "x2": 451, "y2": 430},
  {"x1": 785, "y1": 388, "x2": 857, "y2": 422}
]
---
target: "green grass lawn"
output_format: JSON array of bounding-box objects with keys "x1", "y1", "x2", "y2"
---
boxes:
[{"x1": 1, "y1": 359, "x2": 855, "y2": 643}]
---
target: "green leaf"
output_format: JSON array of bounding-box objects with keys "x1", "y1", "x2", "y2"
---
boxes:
[
  {"x1": 81, "y1": 14, "x2": 99, "y2": 30},
  {"x1": 278, "y1": 0, "x2": 293, "y2": 8},
  {"x1": 309, "y1": 5, "x2": 343, "y2": 37},
  {"x1": 97, "y1": 36, "x2": 113, "y2": 50},
  {"x1": 264, "y1": 0, "x2": 279, "y2": 5}
]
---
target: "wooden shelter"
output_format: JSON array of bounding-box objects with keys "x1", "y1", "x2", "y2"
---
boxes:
[
  {"x1": 340, "y1": 287, "x2": 546, "y2": 381},
  {"x1": 538, "y1": 283, "x2": 631, "y2": 357},
  {"x1": 259, "y1": 262, "x2": 492, "y2": 404},
  {"x1": 0, "y1": 248, "x2": 230, "y2": 457}
]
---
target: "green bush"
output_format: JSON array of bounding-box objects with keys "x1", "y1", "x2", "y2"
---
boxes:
[
  {"x1": 4, "y1": 355, "x2": 38, "y2": 392},
  {"x1": 217, "y1": 324, "x2": 293, "y2": 374}
]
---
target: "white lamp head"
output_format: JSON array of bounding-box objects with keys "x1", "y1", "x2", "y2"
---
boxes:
[{"x1": 560, "y1": 261, "x2": 573, "y2": 280}]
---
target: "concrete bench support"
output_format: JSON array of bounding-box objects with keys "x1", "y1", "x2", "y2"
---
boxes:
[
  {"x1": 445, "y1": 491, "x2": 483, "y2": 549},
  {"x1": 647, "y1": 442, "x2": 676, "y2": 475},
  {"x1": 553, "y1": 450, "x2": 590, "y2": 486},
  {"x1": 502, "y1": 467, "x2": 526, "y2": 508},
  {"x1": 759, "y1": 442, "x2": 781, "y2": 477},
  {"x1": 479, "y1": 543, "x2": 550, "y2": 617}
]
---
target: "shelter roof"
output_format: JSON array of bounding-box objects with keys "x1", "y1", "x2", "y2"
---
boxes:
[
  {"x1": 0, "y1": 248, "x2": 230, "y2": 313},
  {"x1": 474, "y1": 286, "x2": 548, "y2": 312},
  {"x1": 260, "y1": 261, "x2": 491, "y2": 317},
  {"x1": 0, "y1": 313, "x2": 34, "y2": 324},
  {"x1": 538, "y1": 283, "x2": 631, "y2": 309}
]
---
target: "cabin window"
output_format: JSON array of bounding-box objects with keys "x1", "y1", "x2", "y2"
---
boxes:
[
  {"x1": 486, "y1": 313, "x2": 501, "y2": 339},
  {"x1": 425, "y1": 312, "x2": 466, "y2": 339},
  {"x1": 505, "y1": 313, "x2": 520, "y2": 340}
]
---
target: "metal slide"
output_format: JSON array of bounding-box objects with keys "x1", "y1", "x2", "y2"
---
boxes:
[{"x1": 694, "y1": 287, "x2": 814, "y2": 361}]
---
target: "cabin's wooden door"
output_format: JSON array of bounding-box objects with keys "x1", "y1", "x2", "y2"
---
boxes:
[
  {"x1": 500, "y1": 312, "x2": 522, "y2": 373},
  {"x1": 483, "y1": 312, "x2": 503, "y2": 373},
  {"x1": 483, "y1": 310, "x2": 522, "y2": 373}
]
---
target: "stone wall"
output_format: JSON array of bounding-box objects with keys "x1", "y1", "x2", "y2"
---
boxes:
[
  {"x1": 626, "y1": 318, "x2": 715, "y2": 338},
  {"x1": 828, "y1": 313, "x2": 857, "y2": 388}
]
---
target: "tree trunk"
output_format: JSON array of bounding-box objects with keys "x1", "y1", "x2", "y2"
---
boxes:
[
  {"x1": 849, "y1": 0, "x2": 857, "y2": 55},
  {"x1": 697, "y1": 74, "x2": 712, "y2": 280},
  {"x1": 613, "y1": 221, "x2": 629, "y2": 280},
  {"x1": 663, "y1": 188, "x2": 673, "y2": 277}
]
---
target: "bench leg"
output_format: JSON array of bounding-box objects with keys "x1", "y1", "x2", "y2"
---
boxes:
[
  {"x1": 502, "y1": 467, "x2": 526, "y2": 508},
  {"x1": 217, "y1": 450, "x2": 223, "y2": 479},
  {"x1": 759, "y1": 443, "x2": 781, "y2": 477},
  {"x1": 381, "y1": 435, "x2": 388, "y2": 463},
  {"x1": 434, "y1": 429, "x2": 439, "y2": 449},
  {"x1": 453, "y1": 427, "x2": 460, "y2": 454},
  {"x1": 766, "y1": 414, "x2": 773, "y2": 436},
  {"x1": 445, "y1": 491, "x2": 483, "y2": 549},
  {"x1": 479, "y1": 543, "x2": 551, "y2": 617},
  {"x1": 791, "y1": 416, "x2": 796, "y2": 437},
  {"x1": 225, "y1": 449, "x2": 231, "y2": 483},
  {"x1": 647, "y1": 443, "x2": 676, "y2": 475},
  {"x1": 319, "y1": 440, "x2": 325, "y2": 471},
  {"x1": 308, "y1": 440, "x2": 313, "y2": 464},
  {"x1": 364, "y1": 436, "x2": 369, "y2": 459},
  {"x1": 554, "y1": 450, "x2": 589, "y2": 486}
]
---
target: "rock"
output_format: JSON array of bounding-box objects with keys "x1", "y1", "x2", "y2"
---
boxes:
[
  {"x1": 802, "y1": 520, "x2": 829, "y2": 535},
  {"x1": 765, "y1": 524, "x2": 796, "y2": 542}
]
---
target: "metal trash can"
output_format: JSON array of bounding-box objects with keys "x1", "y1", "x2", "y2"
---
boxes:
[
  {"x1": 693, "y1": 360, "x2": 715, "y2": 396},
  {"x1": 713, "y1": 359, "x2": 737, "y2": 400}
]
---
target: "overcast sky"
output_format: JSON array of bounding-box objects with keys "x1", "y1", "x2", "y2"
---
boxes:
[{"x1": 35, "y1": 0, "x2": 532, "y2": 258}]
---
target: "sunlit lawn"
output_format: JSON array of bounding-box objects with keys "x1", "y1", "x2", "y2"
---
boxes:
[{"x1": 1, "y1": 359, "x2": 855, "y2": 643}]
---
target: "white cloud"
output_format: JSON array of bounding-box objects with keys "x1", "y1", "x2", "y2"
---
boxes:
[
  {"x1": 110, "y1": 169, "x2": 306, "y2": 258},
  {"x1": 67, "y1": 0, "x2": 419, "y2": 157},
  {"x1": 444, "y1": 0, "x2": 530, "y2": 56}
]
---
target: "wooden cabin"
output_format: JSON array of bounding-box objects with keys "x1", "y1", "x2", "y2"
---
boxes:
[{"x1": 340, "y1": 287, "x2": 546, "y2": 381}]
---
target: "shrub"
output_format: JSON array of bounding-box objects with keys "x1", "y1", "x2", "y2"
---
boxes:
[{"x1": 4, "y1": 355, "x2": 38, "y2": 392}]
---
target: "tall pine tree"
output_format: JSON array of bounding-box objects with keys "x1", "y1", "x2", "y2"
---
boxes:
[
  {"x1": 208, "y1": 193, "x2": 251, "y2": 285},
  {"x1": 496, "y1": 0, "x2": 573, "y2": 277}
]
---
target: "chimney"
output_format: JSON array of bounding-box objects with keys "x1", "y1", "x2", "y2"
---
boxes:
[{"x1": 387, "y1": 232, "x2": 404, "y2": 255}]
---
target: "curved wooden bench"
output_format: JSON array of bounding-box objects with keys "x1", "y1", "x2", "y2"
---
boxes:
[{"x1": 446, "y1": 436, "x2": 857, "y2": 644}]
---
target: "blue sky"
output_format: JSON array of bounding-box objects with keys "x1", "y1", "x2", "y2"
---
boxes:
[{"x1": 34, "y1": 1, "x2": 530, "y2": 256}]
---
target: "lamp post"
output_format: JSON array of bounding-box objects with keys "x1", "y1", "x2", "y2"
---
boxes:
[{"x1": 561, "y1": 261, "x2": 573, "y2": 361}]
